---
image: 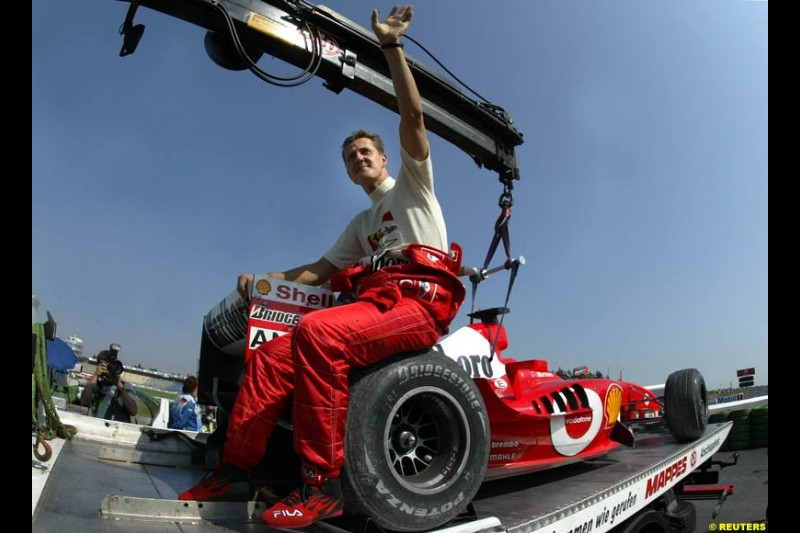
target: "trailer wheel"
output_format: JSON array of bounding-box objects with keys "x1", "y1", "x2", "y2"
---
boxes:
[
  {"x1": 342, "y1": 350, "x2": 490, "y2": 532},
  {"x1": 664, "y1": 368, "x2": 708, "y2": 442},
  {"x1": 616, "y1": 509, "x2": 670, "y2": 533},
  {"x1": 663, "y1": 500, "x2": 696, "y2": 533}
]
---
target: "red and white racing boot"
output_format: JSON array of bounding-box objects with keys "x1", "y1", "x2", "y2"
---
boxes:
[
  {"x1": 261, "y1": 463, "x2": 344, "y2": 528},
  {"x1": 178, "y1": 463, "x2": 252, "y2": 501}
]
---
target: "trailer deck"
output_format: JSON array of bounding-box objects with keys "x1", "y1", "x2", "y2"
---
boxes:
[{"x1": 32, "y1": 410, "x2": 732, "y2": 533}]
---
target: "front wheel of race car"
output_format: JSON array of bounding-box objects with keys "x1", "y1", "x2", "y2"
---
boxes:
[
  {"x1": 342, "y1": 350, "x2": 490, "y2": 532},
  {"x1": 664, "y1": 368, "x2": 708, "y2": 442}
]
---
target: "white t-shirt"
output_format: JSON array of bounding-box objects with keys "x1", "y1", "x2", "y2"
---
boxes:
[{"x1": 324, "y1": 148, "x2": 447, "y2": 270}]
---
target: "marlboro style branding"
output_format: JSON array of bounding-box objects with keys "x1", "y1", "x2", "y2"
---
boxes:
[{"x1": 245, "y1": 275, "x2": 335, "y2": 360}]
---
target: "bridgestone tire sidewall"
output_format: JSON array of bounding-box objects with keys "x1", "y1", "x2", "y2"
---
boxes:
[
  {"x1": 665, "y1": 368, "x2": 708, "y2": 442},
  {"x1": 343, "y1": 351, "x2": 490, "y2": 532}
]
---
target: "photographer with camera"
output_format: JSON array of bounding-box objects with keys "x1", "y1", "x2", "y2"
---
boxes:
[{"x1": 80, "y1": 343, "x2": 138, "y2": 423}]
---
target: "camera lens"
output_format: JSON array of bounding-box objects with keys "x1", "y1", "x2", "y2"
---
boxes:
[{"x1": 107, "y1": 360, "x2": 124, "y2": 376}]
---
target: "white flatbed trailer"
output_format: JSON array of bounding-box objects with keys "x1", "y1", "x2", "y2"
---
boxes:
[{"x1": 32, "y1": 410, "x2": 732, "y2": 533}]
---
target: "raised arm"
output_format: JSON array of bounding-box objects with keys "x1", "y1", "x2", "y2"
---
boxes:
[{"x1": 372, "y1": 6, "x2": 429, "y2": 161}]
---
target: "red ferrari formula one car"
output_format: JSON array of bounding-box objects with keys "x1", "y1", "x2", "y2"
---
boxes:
[{"x1": 199, "y1": 274, "x2": 709, "y2": 533}]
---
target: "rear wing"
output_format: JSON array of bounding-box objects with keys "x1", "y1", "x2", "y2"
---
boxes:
[{"x1": 115, "y1": 0, "x2": 524, "y2": 182}]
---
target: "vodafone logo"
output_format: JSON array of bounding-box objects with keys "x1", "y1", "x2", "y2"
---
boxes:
[
  {"x1": 566, "y1": 416, "x2": 592, "y2": 424},
  {"x1": 550, "y1": 388, "x2": 603, "y2": 456},
  {"x1": 564, "y1": 415, "x2": 593, "y2": 440}
]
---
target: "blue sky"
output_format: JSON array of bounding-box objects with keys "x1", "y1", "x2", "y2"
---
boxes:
[{"x1": 33, "y1": 0, "x2": 767, "y2": 389}]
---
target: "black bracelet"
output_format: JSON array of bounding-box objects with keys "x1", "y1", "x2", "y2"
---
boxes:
[{"x1": 380, "y1": 41, "x2": 404, "y2": 50}]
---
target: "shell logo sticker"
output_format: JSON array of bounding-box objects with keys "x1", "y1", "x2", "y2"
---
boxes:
[
  {"x1": 255, "y1": 279, "x2": 272, "y2": 296},
  {"x1": 605, "y1": 384, "x2": 623, "y2": 427}
]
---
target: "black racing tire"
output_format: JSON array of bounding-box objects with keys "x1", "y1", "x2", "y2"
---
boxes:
[
  {"x1": 665, "y1": 369, "x2": 708, "y2": 442},
  {"x1": 342, "y1": 350, "x2": 490, "y2": 532}
]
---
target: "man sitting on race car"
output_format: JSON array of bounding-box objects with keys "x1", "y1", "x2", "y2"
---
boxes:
[{"x1": 179, "y1": 6, "x2": 466, "y2": 528}]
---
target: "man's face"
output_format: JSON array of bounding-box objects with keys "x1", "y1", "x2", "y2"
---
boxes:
[{"x1": 343, "y1": 137, "x2": 388, "y2": 186}]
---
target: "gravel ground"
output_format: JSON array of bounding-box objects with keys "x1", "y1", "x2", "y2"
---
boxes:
[{"x1": 692, "y1": 447, "x2": 768, "y2": 532}]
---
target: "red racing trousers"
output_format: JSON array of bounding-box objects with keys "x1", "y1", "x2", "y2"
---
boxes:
[{"x1": 222, "y1": 290, "x2": 449, "y2": 478}]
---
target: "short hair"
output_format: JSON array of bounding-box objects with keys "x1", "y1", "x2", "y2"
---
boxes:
[
  {"x1": 183, "y1": 375, "x2": 198, "y2": 394},
  {"x1": 341, "y1": 129, "x2": 385, "y2": 159}
]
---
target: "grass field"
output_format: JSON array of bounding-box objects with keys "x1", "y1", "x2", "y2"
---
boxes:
[{"x1": 52, "y1": 384, "x2": 177, "y2": 423}]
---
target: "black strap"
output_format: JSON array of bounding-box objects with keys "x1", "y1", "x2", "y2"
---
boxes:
[
  {"x1": 482, "y1": 205, "x2": 512, "y2": 273},
  {"x1": 469, "y1": 178, "x2": 519, "y2": 360},
  {"x1": 470, "y1": 184, "x2": 514, "y2": 322},
  {"x1": 488, "y1": 260, "x2": 520, "y2": 361}
]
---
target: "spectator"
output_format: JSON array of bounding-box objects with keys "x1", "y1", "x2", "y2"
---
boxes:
[
  {"x1": 168, "y1": 375, "x2": 201, "y2": 431},
  {"x1": 80, "y1": 345, "x2": 138, "y2": 423}
]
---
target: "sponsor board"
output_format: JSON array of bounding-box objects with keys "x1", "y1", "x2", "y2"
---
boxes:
[
  {"x1": 534, "y1": 424, "x2": 731, "y2": 533},
  {"x1": 645, "y1": 455, "x2": 688, "y2": 499},
  {"x1": 245, "y1": 275, "x2": 334, "y2": 360},
  {"x1": 716, "y1": 393, "x2": 745, "y2": 404},
  {"x1": 700, "y1": 437, "x2": 720, "y2": 457},
  {"x1": 489, "y1": 440, "x2": 522, "y2": 463},
  {"x1": 434, "y1": 327, "x2": 508, "y2": 379},
  {"x1": 491, "y1": 440, "x2": 520, "y2": 449}
]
